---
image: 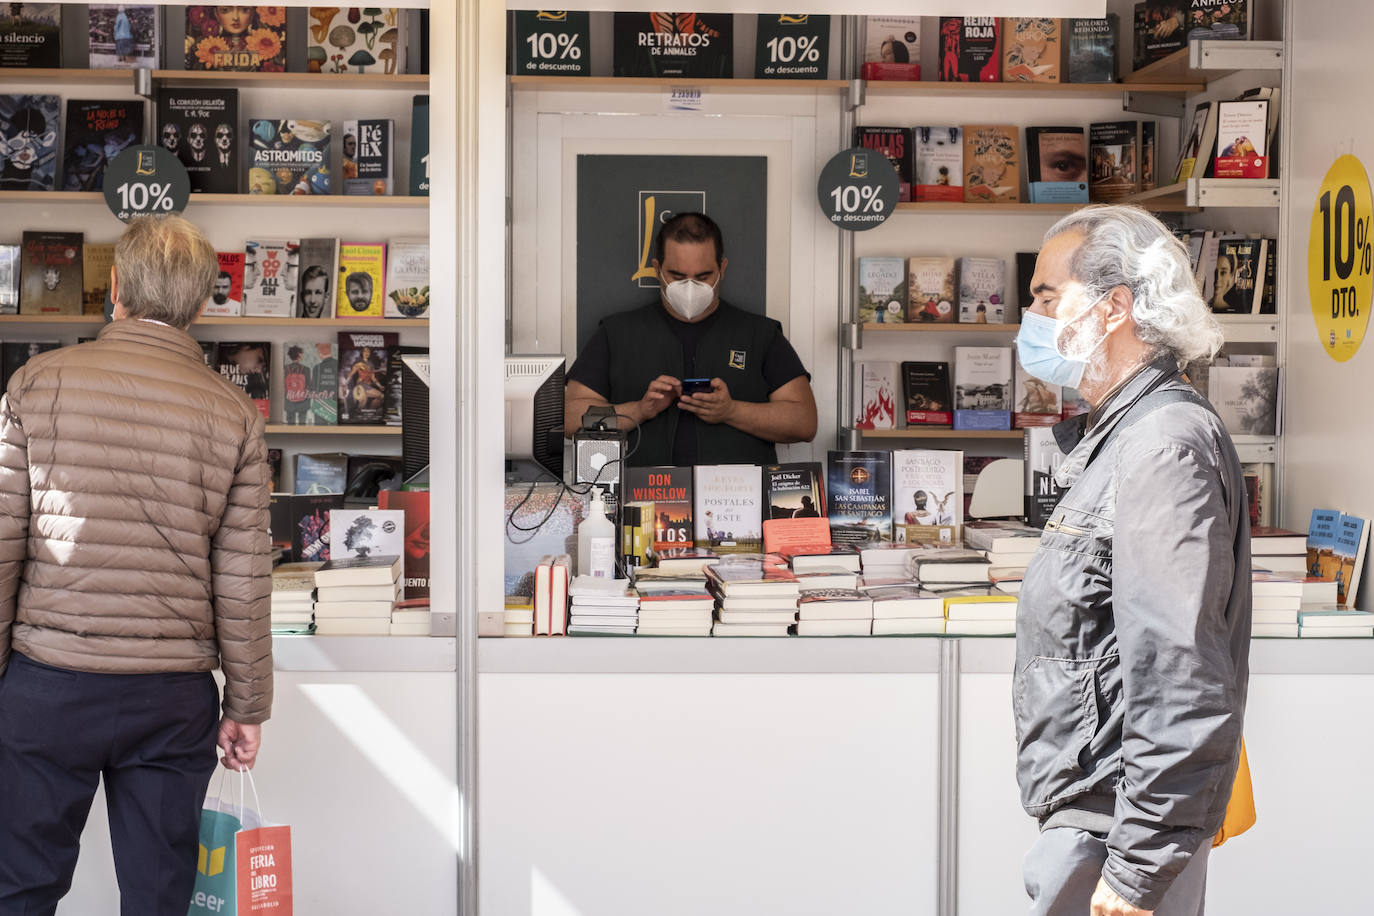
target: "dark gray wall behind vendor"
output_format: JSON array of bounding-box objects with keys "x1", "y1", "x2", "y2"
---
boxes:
[{"x1": 564, "y1": 212, "x2": 817, "y2": 466}]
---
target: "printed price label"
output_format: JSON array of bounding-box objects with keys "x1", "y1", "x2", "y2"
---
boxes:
[
  {"x1": 510, "y1": 10, "x2": 590, "y2": 76},
  {"x1": 1308, "y1": 154, "x2": 1374, "y2": 362},
  {"x1": 102, "y1": 145, "x2": 191, "y2": 223},
  {"x1": 816, "y1": 147, "x2": 899, "y2": 231}
]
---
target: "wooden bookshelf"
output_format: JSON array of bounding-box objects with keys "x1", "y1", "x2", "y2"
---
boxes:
[
  {"x1": 152, "y1": 70, "x2": 427, "y2": 89},
  {"x1": 858, "y1": 428, "x2": 1024, "y2": 440},
  {"x1": 894, "y1": 199, "x2": 1200, "y2": 215},
  {"x1": 509, "y1": 75, "x2": 848, "y2": 91},
  {"x1": 265, "y1": 425, "x2": 402, "y2": 436},
  {"x1": 1, "y1": 67, "x2": 131, "y2": 83},
  {"x1": 0, "y1": 191, "x2": 428, "y2": 208},
  {"x1": 199, "y1": 317, "x2": 429, "y2": 327},
  {"x1": 865, "y1": 79, "x2": 1202, "y2": 98},
  {"x1": 0, "y1": 315, "x2": 102, "y2": 324},
  {"x1": 1121, "y1": 40, "x2": 1282, "y2": 87},
  {"x1": 861, "y1": 323, "x2": 1019, "y2": 334}
]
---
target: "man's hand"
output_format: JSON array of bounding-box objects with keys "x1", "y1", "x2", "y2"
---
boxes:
[
  {"x1": 637, "y1": 375, "x2": 682, "y2": 423},
  {"x1": 1091, "y1": 877, "x2": 1152, "y2": 916},
  {"x1": 678, "y1": 378, "x2": 735, "y2": 425},
  {"x1": 217, "y1": 718, "x2": 262, "y2": 771}
]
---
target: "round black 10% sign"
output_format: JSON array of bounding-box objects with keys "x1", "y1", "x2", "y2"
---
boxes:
[{"x1": 816, "y1": 147, "x2": 899, "y2": 231}]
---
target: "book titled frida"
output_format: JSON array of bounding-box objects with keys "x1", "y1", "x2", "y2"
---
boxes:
[
  {"x1": 963, "y1": 125, "x2": 1019, "y2": 202},
  {"x1": 1002, "y1": 18, "x2": 1060, "y2": 82},
  {"x1": 337, "y1": 243, "x2": 387, "y2": 318},
  {"x1": 623, "y1": 466, "x2": 693, "y2": 554},
  {"x1": 185, "y1": 6, "x2": 286, "y2": 72},
  {"x1": 826, "y1": 450, "x2": 892, "y2": 547},
  {"x1": 19, "y1": 231, "x2": 82, "y2": 315},
  {"x1": 693, "y1": 464, "x2": 763, "y2": 555}
]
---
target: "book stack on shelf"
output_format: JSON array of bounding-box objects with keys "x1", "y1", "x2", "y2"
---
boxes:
[
  {"x1": 706, "y1": 556, "x2": 800, "y2": 636},
  {"x1": 632, "y1": 568, "x2": 713, "y2": 637},
  {"x1": 312, "y1": 554, "x2": 402, "y2": 636},
  {"x1": 863, "y1": 582, "x2": 947, "y2": 635},
  {"x1": 503, "y1": 597, "x2": 534, "y2": 638},
  {"x1": 943, "y1": 590, "x2": 1018, "y2": 636},
  {"x1": 964, "y1": 520, "x2": 1042, "y2": 591},
  {"x1": 533, "y1": 554, "x2": 570, "y2": 635},
  {"x1": 567, "y1": 575, "x2": 638, "y2": 636},
  {"x1": 1297, "y1": 608, "x2": 1374, "y2": 639},
  {"x1": 1175, "y1": 227, "x2": 1277, "y2": 316},
  {"x1": 1249, "y1": 526, "x2": 1308, "y2": 576},
  {"x1": 270, "y1": 561, "x2": 320, "y2": 635},
  {"x1": 796, "y1": 588, "x2": 874, "y2": 636},
  {"x1": 911, "y1": 547, "x2": 993, "y2": 590},
  {"x1": 858, "y1": 544, "x2": 921, "y2": 580},
  {"x1": 390, "y1": 598, "x2": 431, "y2": 636}
]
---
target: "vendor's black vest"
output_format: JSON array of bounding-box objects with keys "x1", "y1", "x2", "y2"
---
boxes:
[{"x1": 602, "y1": 301, "x2": 780, "y2": 467}]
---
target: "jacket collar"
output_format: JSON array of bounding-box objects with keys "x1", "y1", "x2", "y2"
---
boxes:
[
  {"x1": 1052, "y1": 352, "x2": 1181, "y2": 488},
  {"x1": 96, "y1": 318, "x2": 205, "y2": 363}
]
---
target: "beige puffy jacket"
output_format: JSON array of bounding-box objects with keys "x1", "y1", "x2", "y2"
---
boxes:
[{"x1": 0, "y1": 319, "x2": 273, "y2": 724}]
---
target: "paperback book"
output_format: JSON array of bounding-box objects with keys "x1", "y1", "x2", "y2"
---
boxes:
[
  {"x1": 242, "y1": 239, "x2": 298, "y2": 318},
  {"x1": 307, "y1": 7, "x2": 404, "y2": 74},
  {"x1": 957, "y1": 257, "x2": 1005, "y2": 323},
  {"x1": 384, "y1": 238, "x2": 430, "y2": 318},
  {"x1": 1132, "y1": 3, "x2": 1186, "y2": 72},
  {"x1": 203, "y1": 251, "x2": 245, "y2": 317},
  {"x1": 861, "y1": 16, "x2": 920, "y2": 81},
  {"x1": 763, "y1": 463, "x2": 824, "y2": 521},
  {"x1": 185, "y1": 5, "x2": 286, "y2": 72},
  {"x1": 953, "y1": 346, "x2": 1012, "y2": 431},
  {"x1": 337, "y1": 243, "x2": 387, "y2": 318},
  {"x1": 19, "y1": 231, "x2": 81, "y2": 315},
  {"x1": 296, "y1": 237, "x2": 339, "y2": 319},
  {"x1": 1025, "y1": 126, "x2": 1088, "y2": 203},
  {"x1": 0, "y1": 341, "x2": 58, "y2": 392},
  {"x1": 1089, "y1": 120, "x2": 1143, "y2": 202},
  {"x1": 907, "y1": 257, "x2": 957, "y2": 323},
  {"x1": 1308, "y1": 508, "x2": 1341, "y2": 580},
  {"x1": 901, "y1": 361, "x2": 953, "y2": 427},
  {"x1": 1212, "y1": 237, "x2": 1267, "y2": 314},
  {"x1": 247, "y1": 118, "x2": 331, "y2": 195},
  {"x1": 295, "y1": 453, "x2": 349, "y2": 496},
  {"x1": 1066, "y1": 16, "x2": 1117, "y2": 83},
  {"x1": 0, "y1": 4, "x2": 60, "y2": 68},
  {"x1": 0, "y1": 94, "x2": 59, "y2": 190},
  {"x1": 855, "y1": 361, "x2": 898, "y2": 430},
  {"x1": 1214, "y1": 100, "x2": 1268, "y2": 179},
  {"x1": 1002, "y1": 18, "x2": 1060, "y2": 83},
  {"x1": 409, "y1": 94, "x2": 429, "y2": 196},
  {"x1": 343, "y1": 118, "x2": 395, "y2": 195},
  {"x1": 82, "y1": 243, "x2": 114, "y2": 316},
  {"x1": 378, "y1": 489, "x2": 431, "y2": 599},
  {"x1": 857, "y1": 257, "x2": 907, "y2": 325},
  {"x1": 337, "y1": 331, "x2": 396, "y2": 425},
  {"x1": 61, "y1": 100, "x2": 143, "y2": 191},
  {"x1": 854, "y1": 126, "x2": 912, "y2": 202},
  {"x1": 0, "y1": 246, "x2": 17, "y2": 314},
  {"x1": 826, "y1": 450, "x2": 892, "y2": 547},
  {"x1": 1333, "y1": 513, "x2": 1369, "y2": 608},
  {"x1": 623, "y1": 466, "x2": 694, "y2": 554},
  {"x1": 938, "y1": 17, "x2": 1000, "y2": 82},
  {"x1": 1187, "y1": 0, "x2": 1251, "y2": 41},
  {"x1": 157, "y1": 89, "x2": 239, "y2": 194},
  {"x1": 892, "y1": 449, "x2": 963, "y2": 544},
  {"x1": 963, "y1": 125, "x2": 1020, "y2": 202},
  {"x1": 282, "y1": 342, "x2": 337, "y2": 426},
  {"x1": 216, "y1": 341, "x2": 271, "y2": 419},
  {"x1": 291, "y1": 493, "x2": 343, "y2": 563},
  {"x1": 1207, "y1": 366, "x2": 1279, "y2": 436},
  {"x1": 694, "y1": 464, "x2": 763, "y2": 555},
  {"x1": 89, "y1": 4, "x2": 159, "y2": 69},
  {"x1": 330, "y1": 508, "x2": 406, "y2": 563},
  {"x1": 913, "y1": 126, "x2": 963, "y2": 202}
]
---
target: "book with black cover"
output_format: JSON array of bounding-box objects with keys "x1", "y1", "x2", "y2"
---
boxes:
[
  {"x1": 0, "y1": 4, "x2": 60, "y2": 68},
  {"x1": 1, "y1": 340, "x2": 58, "y2": 392},
  {"x1": 902, "y1": 361, "x2": 953, "y2": 427},
  {"x1": 345, "y1": 454, "x2": 404, "y2": 504},
  {"x1": 19, "y1": 231, "x2": 82, "y2": 315},
  {"x1": 295, "y1": 452, "x2": 349, "y2": 496},
  {"x1": 854, "y1": 126, "x2": 912, "y2": 203},
  {"x1": 0, "y1": 94, "x2": 59, "y2": 191},
  {"x1": 157, "y1": 89, "x2": 239, "y2": 194},
  {"x1": 764, "y1": 463, "x2": 824, "y2": 521},
  {"x1": 291, "y1": 493, "x2": 343, "y2": 563},
  {"x1": 216, "y1": 341, "x2": 271, "y2": 419},
  {"x1": 1025, "y1": 426, "x2": 1069, "y2": 527},
  {"x1": 826, "y1": 450, "x2": 892, "y2": 547},
  {"x1": 1132, "y1": 3, "x2": 1185, "y2": 72},
  {"x1": 612, "y1": 13, "x2": 732, "y2": 79},
  {"x1": 61, "y1": 100, "x2": 144, "y2": 191},
  {"x1": 1066, "y1": 16, "x2": 1116, "y2": 83},
  {"x1": 1089, "y1": 120, "x2": 1142, "y2": 202},
  {"x1": 409, "y1": 95, "x2": 429, "y2": 196},
  {"x1": 343, "y1": 118, "x2": 394, "y2": 195}
]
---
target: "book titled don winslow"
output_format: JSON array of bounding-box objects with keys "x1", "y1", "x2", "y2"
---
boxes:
[{"x1": 185, "y1": 5, "x2": 286, "y2": 72}]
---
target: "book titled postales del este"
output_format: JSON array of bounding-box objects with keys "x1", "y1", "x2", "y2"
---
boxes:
[{"x1": 693, "y1": 464, "x2": 763, "y2": 555}]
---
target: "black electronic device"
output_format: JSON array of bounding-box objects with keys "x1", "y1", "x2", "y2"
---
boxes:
[{"x1": 681, "y1": 377, "x2": 712, "y2": 395}]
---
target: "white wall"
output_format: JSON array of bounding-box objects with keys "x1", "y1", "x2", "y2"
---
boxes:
[{"x1": 1281, "y1": 0, "x2": 1374, "y2": 608}]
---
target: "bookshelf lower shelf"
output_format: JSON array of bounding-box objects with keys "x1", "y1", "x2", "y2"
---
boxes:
[
  {"x1": 265, "y1": 424, "x2": 402, "y2": 436},
  {"x1": 858, "y1": 428, "x2": 1024, "y2": 440},
  {"x1": 273, "y1": 635, "x2": 454, "y2": 672}
]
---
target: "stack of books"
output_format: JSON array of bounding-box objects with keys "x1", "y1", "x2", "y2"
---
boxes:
[
  {"x1": 780, "y1": 545, "x2": 862, "y2": 574},
  {"x1": 652, "y1": 546, "x2": 719, "y2": 575},
  {"x1": 707, "y1": 557, "x2": 800, "y2": 636},
  {"x1": 1250, "y1": 526, "x2": 1308, "y2": 576},
  {"x1": 796, "y1": 588, "x2": 873, "y2": 636},
  {"x1": 391, "y1": 598, "x2": 431, "y2": 636},
  {"x1": 568, "y1": 575, "x2": 638, "y2": 636},
  {"x1": 912, "y1": 547, "x2": 993, "y2": 588},
  {"x1": 964, "y1": 520, "x2": 1042, "y2": 589},
  {"x1": 858, "y1": 544, "x2": 922, "y2": 580},
  {"x1": 1250, "y1": 570, "x2": 1304, "y2": 638},
  {"x1": 534, "y1": 554, "x2": 570, "y2": 635},
  {"x1": 270, "y1": 561, "x2": 320, "y2": 634},
  {"x1": 943, "y1": 589, "x2": 1017, "y2": 636},
  {"x1": 313, "y1": 555, "x2": 402, "y2": 635},
  {"x1": 634, "y1": 567, "x2": 714, "y2": 636},
  {"x1": 503, "y1": 597, "x2": 534, "y2": 637},
  {"x1": 862, "y1": 581, "x2": 947, "y2": 635},
  {"x1": 1297, "y1": 608, "x2": 1374, "y2": 638}
]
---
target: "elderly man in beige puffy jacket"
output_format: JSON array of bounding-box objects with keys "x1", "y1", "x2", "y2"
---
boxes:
[{"x1": 0, "y1": 214, "x2": 272, "y2": 915}]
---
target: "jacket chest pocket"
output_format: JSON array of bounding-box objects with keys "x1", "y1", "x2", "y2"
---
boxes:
[
  {"x1": 1021, "y1": 504, "x2": 1114, "y2": 632},
  {"x1": 1040, "y1": 505, "x2": 1113, "y2": 560}
]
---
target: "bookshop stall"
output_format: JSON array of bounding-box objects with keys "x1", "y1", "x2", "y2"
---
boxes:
[{"x1": 488, "y1": 2, "x2": 1374, "y2": 915}]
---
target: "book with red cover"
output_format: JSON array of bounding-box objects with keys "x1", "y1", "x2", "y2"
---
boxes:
[
  {"x1": 762, "y1": 517, "x2": 832, "y2": 555},
  {"x1": 378, "y1": 489, "x2": 430, "y2": 599}
]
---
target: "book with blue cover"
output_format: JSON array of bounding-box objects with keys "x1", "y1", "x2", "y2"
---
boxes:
[
  {"x1": 1307, "y1": 508, "x2": 1341, "y2": 579},
  {"x1": 826, "y1": 450, "x2": 892, "y2": 547}
]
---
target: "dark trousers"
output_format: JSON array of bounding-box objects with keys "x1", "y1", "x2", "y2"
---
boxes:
[{"x1": 0, "y1": 653, "x2": 220, "y2": 916}]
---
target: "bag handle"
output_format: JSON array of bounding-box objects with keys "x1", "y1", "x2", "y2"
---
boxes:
[{"x1": 236, "y1": 766, "x2": 267, "y2": 825}]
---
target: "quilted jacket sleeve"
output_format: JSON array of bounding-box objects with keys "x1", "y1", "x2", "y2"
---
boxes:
[
  {"x1": 211, "y1": 413, "x2": 273, "y2": 723},
  {"x1": 0, "y1": 392, "x2": 30, "y2": 677}
]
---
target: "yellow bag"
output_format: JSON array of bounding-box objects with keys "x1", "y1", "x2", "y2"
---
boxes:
[{"x1": 1212, "y1": 738, "x2": 1256, "y2": 847}]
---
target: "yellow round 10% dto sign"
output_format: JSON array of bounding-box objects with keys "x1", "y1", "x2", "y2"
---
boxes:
[{"x1": 1308, "y1": 154, "x2": 1374, "y2": 362}]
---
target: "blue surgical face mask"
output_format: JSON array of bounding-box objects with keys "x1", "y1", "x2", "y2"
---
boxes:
[{"x1": 1016, "y1": 309, "x2": 1087, "y2": 388}]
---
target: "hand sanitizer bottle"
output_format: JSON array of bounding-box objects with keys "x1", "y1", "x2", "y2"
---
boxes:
[{"x1": 577, "y1": 487, "x2": 617, "y2": 579}]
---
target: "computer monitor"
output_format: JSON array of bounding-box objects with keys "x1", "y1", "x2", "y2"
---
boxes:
[{"x1": 505, "y1": 355, "x2": 565, "y2": 480}]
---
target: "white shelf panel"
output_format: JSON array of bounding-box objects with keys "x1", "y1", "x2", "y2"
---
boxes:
[
  {"x1": 1230, "y1": 435, "x2": 1278, "y2": 464},
  {"x1": 1218, "y1": 317, "x2": 1280, "y2": 343},
  {"x1": 1190, "y1": 39, "x2": 1284, "y2": 73}
]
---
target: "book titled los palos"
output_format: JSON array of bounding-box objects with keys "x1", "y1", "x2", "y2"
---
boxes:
[
  {"x1": 203, "y1": 251, "x2": 244, "y2": 317},
  {"x1": 337, "y1": 243, "x2": 387, "y2": 318},
  {"x1": 826, "y1": 451, "x2": 892, "y2": 547},
  {"x1": 242, "y1": 239, "x2": 298, "y2": 318},
  {"x1": 694, "y1": 464, "x2": 763, "y2": 555},
  {"x1": 185, "y1": 6, "x2": 286, "y2": 72},
  {"x1": 343, "y1": 118, "x2": 395, "y2": 195},
  {"x1": 385, "y1": 238, "x2": 429, "y2": 318},
  {"x1": 337, "y1": 331, "x2": 396, "y2": 425},
  {"x1": 892, "y1": 449, "x2": 963, "y2": 544},
  {"x1": 963, "y1": 125, "x2": 1019, "y2": 202}
]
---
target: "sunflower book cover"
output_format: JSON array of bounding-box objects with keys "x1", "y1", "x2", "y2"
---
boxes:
[{"x1": 185, "y1": 5, "x2": 285, "y2": 72}]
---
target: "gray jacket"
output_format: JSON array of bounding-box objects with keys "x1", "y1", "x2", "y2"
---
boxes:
[{"x1": 1014, "y1": 355, "x2": 1251, "y2": 911}]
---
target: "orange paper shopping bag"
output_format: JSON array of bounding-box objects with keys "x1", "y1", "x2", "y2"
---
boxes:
[{"x1": 234, "y1": 769, "x2": 294, "y2": 915}]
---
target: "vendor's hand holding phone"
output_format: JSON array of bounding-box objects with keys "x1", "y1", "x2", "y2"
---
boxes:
[
  {"x1": 679, "y1": 377, "x2": 735, "y2": 425},
  {"x1": 638, "y1": 375, "x2": 682, "y2": 421}
]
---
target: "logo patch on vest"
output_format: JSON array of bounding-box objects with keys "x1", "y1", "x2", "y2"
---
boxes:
[{"x1": 728, "y1": 349, "x2": 746, "y2": 370}]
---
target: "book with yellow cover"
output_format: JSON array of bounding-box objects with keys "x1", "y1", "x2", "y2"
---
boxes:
[{"x1": 336, "y1": 242, "x2": 387, "y2": 318}]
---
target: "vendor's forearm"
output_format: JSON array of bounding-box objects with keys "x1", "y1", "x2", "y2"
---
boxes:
[
  {"x1": 723, "y1": 399, "x2": 816, "y2": 444},
  {"x1": 564, "y1": 396, "x2": 646, "y2": 437}
]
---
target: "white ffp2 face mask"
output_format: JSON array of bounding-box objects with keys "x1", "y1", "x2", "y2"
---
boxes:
[{"x1": 663, "y1": 276, "x2": 717, "y2": 320}]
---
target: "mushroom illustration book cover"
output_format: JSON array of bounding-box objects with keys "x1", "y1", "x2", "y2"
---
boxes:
[{"x1": 307, "y1": 7, "x2": 405, "y2": 75}]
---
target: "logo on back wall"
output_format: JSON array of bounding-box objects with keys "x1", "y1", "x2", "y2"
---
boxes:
[{"x1": 632, "y1": 189, "x2": 707, "y2": 287}]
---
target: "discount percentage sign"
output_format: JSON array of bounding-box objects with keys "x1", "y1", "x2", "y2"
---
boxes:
[
  {"x1": 766, "y1": 33, "x2": 822, "y2": 64},
  {"x1": 555, "y1": 33, "x2": 582, "y2": 60},
  {"x1": 817, "y1": 147, "x2": 898, "y2": 231},
  {"x1": 103, "y1": 145, "x2": 190, "y2": 223},
  {"x1": 1359, "y1": 216, "x2": 1372, "y2": 275}
]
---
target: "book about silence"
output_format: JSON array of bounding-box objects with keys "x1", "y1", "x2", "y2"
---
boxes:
[
  {"x1": 157, "y1": 89, "x2": 239, "y2": 194},
  {"x1": 907, "y1": 257, "x2": 956, "y2": 323},
  {"x1": 203, "y1": 251, "x2": 244, "y2": 317},
  {"x1": 248, "y1": 119, "x2": 331, "y2": 195},
  {"x1": 854, "y1": 126, "x2": 912, "y2": 202},
  {"x1": 962, "y1": 125, "x2": 1019, "y2": 202},
  {"x1": 61, "y1": 100, "x2": 143, "y2": 192},
  {"x1": 185, "y1": 5, "x2": 286, "y2": 72},
  {"x1": 913, "y1": 126, "x2": 962, "y2": 202},
  {"x1": 939, "y1": 17, "x2": 1000, "y2": 82},
  {"x1": 89, "y1": 4, "x2": 160, "y2": 69},
  {"x1": 338, "y1": 243, "x2": 387, "y2": 318},
  {"x1": 308, "y1": 8, "x2": 406, "y2": 74},
  {"x1": 857, "y1": 257, "x2": 907, "y2": 325},
  {"x1": 1066, "y1": 16, "x2": 1116, "y2": 83},
  {"x1": 861, "y1": 16, "x2": 920, "y2": 82},
  {"x1": 0, "y1": 94, "x2": 60, "y2": 191},
  {"x1": 343, "y1": 118, "x2": 395, "y2": 195},
  {"x1": 902, "y1": 361, "x2": 953, "y2": 427},
  {"x1": 19, "y1": 231, "x2": 82, "y2": 315},
  {"x1": 216, "y1": 342, "x2": 271, "y2": 420},
  {"x1": 693, "y1": 464, "x2": 763, "y2": 554},
  {"x1": 1002, "y1": 18, "x2": 1059, "y2": 83},
  {"x1": 763, "y1": 462, "x2": 824, "y2": 521},
  {"x1": 242, "y1": 239, "x2": 298, "y2": 318},
  {"x1": 0, "y1": 4, "x2": 61, "y2": 68},
  {"x1": 826, "y1": 450, "x2": 892, "y2": 547}
]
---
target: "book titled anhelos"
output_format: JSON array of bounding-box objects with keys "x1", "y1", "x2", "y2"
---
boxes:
[
  {"x1": 338, "y1": 331, "x2": 397, "y2": 425},
  {"x1": 157, "y1": 89, "x2": 238, "y2": 194}
]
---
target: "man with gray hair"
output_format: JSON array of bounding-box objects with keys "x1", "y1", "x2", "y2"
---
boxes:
[
  {"x1": 0, "y1": 214, "x2": 272, "y2": 913},
  {"x1": 1014, "y1": 205, "x2": 1250, "y2": 916}
]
